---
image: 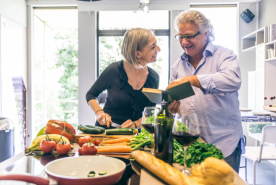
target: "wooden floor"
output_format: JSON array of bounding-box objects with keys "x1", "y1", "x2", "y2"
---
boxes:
[{"x1": 239, "y1": 156, "x2": 275, "y2": 185}]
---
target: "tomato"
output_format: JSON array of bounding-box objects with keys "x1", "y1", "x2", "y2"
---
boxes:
[
  {"x1": 78, "y1": 136, "x2": 94, "y2": 147},
  {"x1": 94, "y1": 139, "x2": 100, "y2": 146},
  {"x1": 78, "y1": 148, "x2": 82, "y2": 155},
  {"x1": 80, "y1": 141, "x2": 97, "y2": 155},
  {"x1": 56, "y1": 141, "x2": 71, "y2": 155},
  {"x1": 40, "y1": 139, "x2": 56, "y2": 153}
]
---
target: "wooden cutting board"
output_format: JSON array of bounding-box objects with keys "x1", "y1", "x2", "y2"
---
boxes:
[{"x1": 74, "y1": 130, "x2": 134, "y2": 142}]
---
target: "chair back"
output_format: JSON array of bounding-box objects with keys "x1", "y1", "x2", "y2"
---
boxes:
[{"x1": 261, "y1": 125, "x2": 276, "y2": 145}]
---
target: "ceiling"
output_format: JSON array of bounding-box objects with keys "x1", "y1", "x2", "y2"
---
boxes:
[
  {"x1": 27, "y1": 0, "x2": 261, "y2": 6},
  {"x1": 34, "y1": 8, "x2": 78, "y2": 29}
]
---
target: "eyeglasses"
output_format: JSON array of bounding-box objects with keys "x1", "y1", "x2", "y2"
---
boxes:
[{"x1": 175, "y1": 31, "x2": 201, "y2": 41}]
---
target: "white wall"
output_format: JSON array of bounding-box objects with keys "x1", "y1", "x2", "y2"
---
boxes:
[
  {"x1": 0, "y1": 0, "x2": 27, "y2": 27},
  {"x1": 78, "y1": 11, "x2": 97, "y2": 125},
  {"x1": 0, "y1": 0, "x2": 27, "y2": 116},
  {"x1": 259, "y1": 0, "x2": 276, "y2": 28},
  {"x1": 170, "y1": 10, "x2": 190, "y2": 69},
  {"x1": 238, "y1": 3, "x2": 258, "y2": 108}
]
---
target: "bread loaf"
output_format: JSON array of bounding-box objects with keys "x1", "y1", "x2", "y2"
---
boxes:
[
  {"x1": 132, "y1": 150, "x2": 192, "y2": 185},
  {"x1": 132, "y1": 151, "x2": 234, "y2": 185},
  {"x1": 190, "y1": 157, "x2": 234, "y2": 185}
]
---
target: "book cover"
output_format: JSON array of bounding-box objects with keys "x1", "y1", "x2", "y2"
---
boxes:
[
  {"x1": 142, "y1": 81, "x2": 195, "y2": 104},
  {"x1": 270, "y1": 24, "x2": 276, "y2": 42}
]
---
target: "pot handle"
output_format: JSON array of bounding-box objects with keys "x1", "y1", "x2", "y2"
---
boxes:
[{"x1": 0, "y1": 174, "x2": 50, "y2": 185}]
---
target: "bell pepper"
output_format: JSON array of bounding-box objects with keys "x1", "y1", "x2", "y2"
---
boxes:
[{"x1": 45, "y1": 120, "x2": 76, "y2": 142}]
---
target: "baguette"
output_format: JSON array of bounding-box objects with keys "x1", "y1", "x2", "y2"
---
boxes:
[
  {"x1": 132, "y1": 150, "x2": 192, "y2": 185},
  {"x1": 132, "y1": 151, "x2": 234, "y2": 185}
]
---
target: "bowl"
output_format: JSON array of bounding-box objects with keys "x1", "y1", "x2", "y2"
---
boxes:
[{"x1": 45, "y1": 155, "x2": 126, "y2": 185}]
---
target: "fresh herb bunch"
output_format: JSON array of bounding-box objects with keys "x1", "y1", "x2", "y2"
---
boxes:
[
  {"x1": 186, "y1": 140, "x2": 224, "y2": 167},
  {"x1": 144, "y1": 116, "x2": 155, "y2": 124},
  {"x1": 173, "y1": 139, "x2": 184, "y2": 165},
  {"x1": 128, "y1": 128, "x2": 153, "y2": 150},
  {"x1": 173, "y1": 139, "x2": 224, "y2": 167}
]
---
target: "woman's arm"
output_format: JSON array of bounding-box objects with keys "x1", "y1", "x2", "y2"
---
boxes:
[
  {"x1": 88, "y1": 99, "x2": 112, "y2": 128},
  {"x1": 86, "y1": 63, "x2": 117, "y2": 127}
]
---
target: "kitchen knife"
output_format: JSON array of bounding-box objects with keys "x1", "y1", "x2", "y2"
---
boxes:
[{"x1": 111, "y1": 122, "x2": 122, "y2": 128}]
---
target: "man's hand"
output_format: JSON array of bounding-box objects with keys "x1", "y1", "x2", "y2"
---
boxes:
[
  {"x1": 167, "y1": 75, "x2": 203, "y2": 89},
  {"x1": 168, "y1": 100, "x2": 181, "y2": 113}
]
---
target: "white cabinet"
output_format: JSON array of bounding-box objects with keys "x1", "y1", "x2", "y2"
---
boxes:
[
  {"x1": 242, "y1": 26, "x2": 276, "y2": 110},
  {"x1": 242, "y1": 27, "x2": 268, "y2": 109}
]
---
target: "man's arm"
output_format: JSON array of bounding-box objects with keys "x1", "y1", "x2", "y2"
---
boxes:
[{"x1": 168, "y1": 49, "x2": 241, "y2": 94}]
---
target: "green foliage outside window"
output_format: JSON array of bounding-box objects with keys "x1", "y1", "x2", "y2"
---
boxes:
[{"x1": 54, "y1": 30, "x2": 78, "y2": 127}]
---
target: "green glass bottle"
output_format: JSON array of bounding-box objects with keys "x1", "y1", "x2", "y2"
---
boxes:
[{"x1": 154, "y1": 90, "x2": 174, "y2": 165}]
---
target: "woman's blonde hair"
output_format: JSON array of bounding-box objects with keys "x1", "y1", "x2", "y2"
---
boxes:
[
  {"x1": 121, "y1": 28, "x2": 155, "y2": 67},
  {"x1": 174, "y1": 10, "x2": 215, "y2": 41}
]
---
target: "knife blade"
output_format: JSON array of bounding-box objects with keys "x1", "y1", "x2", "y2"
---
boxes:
[{"x1": 111, "y1": 122, "x2": 122, "y2": 128}]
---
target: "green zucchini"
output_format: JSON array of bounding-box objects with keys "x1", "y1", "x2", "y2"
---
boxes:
[
  {"x1": 105, "y1": 128, "x2": 134, "y2": 135},
  {"x1": 88, "y1": 171, "x2": 95, "y2": 177},
  {"x1": 85, "y1": 125, "x2": 105, "y2": 132},
  {"x1": 98, "y1": 170, "x2": 107, "y2": 175},
  {"x1": 78, "y1": 125, "x2": 102, "y2": 134}
]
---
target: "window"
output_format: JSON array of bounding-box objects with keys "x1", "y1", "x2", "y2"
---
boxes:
[
  {"x1": 97, "y1": 11, "x2": 170, "y2": 90},
  {"x1": 33, "y1": 7, "x2": 78, "y2": 139},
  {"x1": 191, "y1": 5, "x2": 238, "y2": 54}
]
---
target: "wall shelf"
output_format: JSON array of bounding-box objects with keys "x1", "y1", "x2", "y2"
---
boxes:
[
  {"x1": 242, "y1": 27, "x2": 268, "y2": 51},
  {"x1": 265, "y1": 40, "x2": 276, "y2": 46},
  {"x1": 265, "y1": 58, "x2": 276, "y2": 62},
  {"x1": 242, "y1": 46, "x2": 256, "y2": 52}
]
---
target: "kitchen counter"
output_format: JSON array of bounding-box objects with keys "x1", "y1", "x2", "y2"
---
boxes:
[
  {"x1": 0, "y1": 138, "x2": 247, "y2": 185},
  {"x1": 0, "y1": 144, "x2": 138, "y2": 185}
]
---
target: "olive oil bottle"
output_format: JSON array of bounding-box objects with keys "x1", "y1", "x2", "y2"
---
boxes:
[{"x1": 154, "y1": 90, "x2": 174, "y2": 165}]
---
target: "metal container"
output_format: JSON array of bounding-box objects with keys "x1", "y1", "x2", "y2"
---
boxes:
[{"x1": 0, "y1": 117, "x2": 15, "y2": 163}]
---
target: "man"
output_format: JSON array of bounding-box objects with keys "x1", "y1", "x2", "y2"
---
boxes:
[{"x1": 168, "y1": 10, "x2": 243, "y2": 172}]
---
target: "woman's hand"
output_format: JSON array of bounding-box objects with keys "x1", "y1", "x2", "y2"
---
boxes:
[
  {"x1": 121, "y1": 119, "x2": 136, "y2": 128},
  {"x1": 168, "y1": 100, "x2": 181, "y2": 113},
  {"x1": 97, "y1": 112, "x2": 112, "y2": 128}
]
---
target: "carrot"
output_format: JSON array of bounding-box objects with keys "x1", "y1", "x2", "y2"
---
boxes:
[
  {"x1": 102, "y1": 137, "x2": 131, "y2": 144},
  {"x1": 102, "y1": 142, "x2": 128, "y2": 146},
  {"x1": 107, "y1": 136, "x2": 133, "y2": 139},
  {"x1": 97, "y1": 145, "x2": 132, "y2": 153}
]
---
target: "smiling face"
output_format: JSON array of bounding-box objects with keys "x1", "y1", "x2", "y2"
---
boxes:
[
  {"x1": 136, "y1": 36, "x2": 161, "y2": 65},
  {"x1": 178, "y1": 23, "x2": 208, "y2": 58}
]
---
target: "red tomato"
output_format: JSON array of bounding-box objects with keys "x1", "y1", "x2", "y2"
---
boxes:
[
  {"x1": 78, "y1": 148, "x2": 82, "y2": 155},
  {"x1": 94, "y1": 139, "x2": 100, "y2": 146},
  {"x1": 56, "y1": 141, "x2": 71, "y2": 155},
  {"x1": 81, "y1": 141, "x2": 97, "y2": 155},
  {"x1": 40, "y1": 139, "x2": 56, "y2": 153},
  {"x1": 78, "y1": 136, "x2": 94, "y2": 147}
]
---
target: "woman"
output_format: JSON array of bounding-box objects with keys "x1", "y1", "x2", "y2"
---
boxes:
[{"x1": 86, "y1": 28, "x2": 161, "y2": 129}]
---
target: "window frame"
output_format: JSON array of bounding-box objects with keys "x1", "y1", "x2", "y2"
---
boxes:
[{"x1": 96, "y1": 11, "x2": 171, "y2": 82}]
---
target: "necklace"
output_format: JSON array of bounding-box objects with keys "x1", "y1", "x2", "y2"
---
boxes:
[{"x1": 132, "y1": 66, "x2": 146, "y2": 88}]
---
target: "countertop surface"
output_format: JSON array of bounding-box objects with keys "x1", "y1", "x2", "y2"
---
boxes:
[{"x1": 0, "y1": 144, "x2": 138, "y2": 185}]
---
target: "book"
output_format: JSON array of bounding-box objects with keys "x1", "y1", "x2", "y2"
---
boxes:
[
  {"x1": 267, "y1": 49, "x2": 271, "y2": 59},
  {"x1": 269, "y1": 24, "x2": 276, "y2": 42},
  {"x1": 142, "y1": 81, "x2": 195, "y2": 104}
]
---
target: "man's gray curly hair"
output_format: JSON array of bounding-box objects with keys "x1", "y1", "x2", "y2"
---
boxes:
[{"x1": 174, "y1": 10, "x2": 215, "y2": 42}]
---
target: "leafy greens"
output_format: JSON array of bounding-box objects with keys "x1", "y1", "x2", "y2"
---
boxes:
[{"x1": 173, "y1": 139, "x2": 224, "y2": 167}]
